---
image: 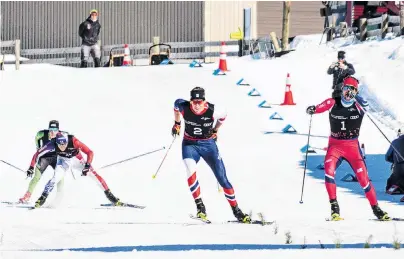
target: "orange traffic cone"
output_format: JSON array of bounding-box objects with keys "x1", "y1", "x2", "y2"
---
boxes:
[
  {"x1": 123, "y1": 44, "x2": 132, "y2": 66},
  {"x1": 218, "y1": 41, "x2": 228, "y2": 72},
  {"x1": 281, "y1": 73, "x2": 296, "y2": 105}
]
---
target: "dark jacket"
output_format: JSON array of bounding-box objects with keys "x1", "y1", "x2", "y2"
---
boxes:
[
  {"x1": 386, "y1": 135, "x2": 404, "y2": 192},
  {"x1": 79, "y1": 17, "x2": 101, "y2": 46},
  {"x1": 327, "y1": 61, "x2": 355, "y2": 89},
  {"x1": 386, "y1": 135, "x2": 404, "y2": 164}
]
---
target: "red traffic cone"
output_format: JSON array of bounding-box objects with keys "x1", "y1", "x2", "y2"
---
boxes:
[
  {"x1": 281, "y1": 73, "x2": 296, "y2": 105},
  {"x1": 218, "y1": 41, "x2": 228, "y2": 72},
  {"x1": 123, "y1": 44, "x2": 132, "y2": 66}
]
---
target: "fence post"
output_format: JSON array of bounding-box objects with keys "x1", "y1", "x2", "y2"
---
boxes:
[
  {"x1": 152, "y1": 36, "x2": 160, "y2": 54},
  {"x1": 327, "y1": 15, "x2": 336, "y2": 41},
  {"x1": 238, "y1": 39, "x2": 243, "y2": 57},
  {"x1": 360, "y1": 18, "x2": 367, "y2": 41},
  {"x1": 340, "y1": 22, "x2": 347, "y2": 37},
  {"x1": 382, "y1": 14, "x2": 388, "y2": 39},
  {"x1": 15, "y1": 39, "x2": 21, "y2": 70},
  {"x1": 282, "y1": 1, "x2": 291, "y2": 51},
  {"x1": 0, "y1": 54, "x2": 4, "y2": 70},
  {"x1": 269, "y1": 32, "x2": 281, "y2": 53},
  {"x1": 400, "y1": 8, "x2": 404, "y2": 35}
]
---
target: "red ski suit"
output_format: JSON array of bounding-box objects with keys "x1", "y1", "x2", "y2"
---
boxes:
[
  {"x1": 314, "y1": 98, "x2": 377, "y2": 206},
  {"x1": 30, "y1": 136, "x2": 109, "y2": 191}
]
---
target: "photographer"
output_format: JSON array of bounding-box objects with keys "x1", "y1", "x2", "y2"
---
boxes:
[{"x1": 327, "y1": 51, "x2": 355, "y2": 100}]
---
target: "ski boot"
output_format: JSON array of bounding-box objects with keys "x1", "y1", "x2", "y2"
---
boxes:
[
  {"x1": 330, "y1": 199, "x2": 343, "y2": 221},
  {"x1": 232, "y1": 205, "x2": 251, "y2": 223},
  {"x1": 34, "y1": 194, "x2": 48, "y2": 208},
  {"x1": 195, "y1": 198, "x2": 208, "y2": 220},
  {"x1": 18, "y1": 192, "x2": 31, "y2": 204},
  {"x1": 372, "y1": 204, "x2": 390, "y2": 221},
  {"x1": 104, "y1": 189, "x2": 123, "y2": 206}
]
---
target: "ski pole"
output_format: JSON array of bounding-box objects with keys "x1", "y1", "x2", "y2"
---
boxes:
[
  {"x1": 152, "y1": 137, "x2": 176, "y2": 179},
  {"x1": 217, "y1": 181, "x2": 222, "y2": 193},
  {"x1": 100, "y1": 147, "x2": 166, "y2": 170},
  {"x1": 354, "y1": 98, "x2": 404, "y2": 162},
  {"x1": 300, "y1": 115, "x2": 313, "y2": 204},
  {"x1": 0, "y1": 160, "x2": 25, "y2": 173}
]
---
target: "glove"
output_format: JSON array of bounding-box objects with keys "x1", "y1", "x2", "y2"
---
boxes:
[
  {"x1": 329, "y1": 62, "x2": 337, "y2": 69},
  {"x1": 171, "y1": 121, "x2": 181, "y2": 137},
  {"x1": 306, "y1": 105, "x2": 316, "y2": 115},
  {"x1": 210, "y1": 128, "x2": 218, "y2": 141},
  {"x1": 82, "y1": 163, "x2": 91, "y2": 176},
  {"x1": 26, "y1": 166, "x2": 34, "y2": 178}
]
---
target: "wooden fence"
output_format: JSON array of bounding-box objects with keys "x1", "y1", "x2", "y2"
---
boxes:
[
  {"x1": 359, "y1": 14, "x2": 402, "y2": 41},
  {"x1": 0, "y1": 39, "x2": 242, "y2": 69},
  {"x1": 322, "y1": 13, "x2": 404, "y2": 44}
]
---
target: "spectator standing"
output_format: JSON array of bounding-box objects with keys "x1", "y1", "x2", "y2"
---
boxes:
[{"x1": 79, "y1": 9, "x2": 101, "y2": 68}]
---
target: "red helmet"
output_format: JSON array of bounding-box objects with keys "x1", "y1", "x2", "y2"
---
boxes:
[{"x1": 343, "y1": 76, "x2": 359, "y2": 89}]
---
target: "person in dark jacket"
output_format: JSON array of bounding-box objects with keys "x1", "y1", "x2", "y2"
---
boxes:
[
  {"x1": 327, "y1": 51, "x2": 355, "y2": 100},
  {"x1": 385, "y1": 130, "x2": 404, "y2": 194},
  {"x1": 79, "y1": 9, "x2": 101, "y2": 68}
]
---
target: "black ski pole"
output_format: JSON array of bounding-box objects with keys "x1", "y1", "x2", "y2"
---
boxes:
[
  {"x1": 354, "y1": 99, "x2": 404, "y2": 162},
  {"x1": 0, "y1": 160, "x2": 25, "y2": 173},
  {"x1": 100, "y1": 146, "x2": 166, "y2": 170},
  {"x1": 152, "y1": 137, "x2": 176, "y2": 179},
  {"x1": 300, "y1": 115, "x2": 313, "y2": 204}
]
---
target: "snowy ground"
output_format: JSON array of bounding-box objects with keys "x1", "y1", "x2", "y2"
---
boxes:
[{"x1": 1, "y1": 34, "x2": 404, "y2": 258}]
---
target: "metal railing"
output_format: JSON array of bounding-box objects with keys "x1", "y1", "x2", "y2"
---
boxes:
[{"x1": 1, "y1": 40, "x2": 241, "y2": 69}]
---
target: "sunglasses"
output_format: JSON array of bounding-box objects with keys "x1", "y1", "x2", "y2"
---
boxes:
[
  {"x1": 342, "y1": 85, "x2": 357, "y2": 92},
  {"x1": 191, "y1": 100, "x2": 204, "y2": 105},
  {"x1": 49, "y1": 128, "x2": 59, "y2": 132}
]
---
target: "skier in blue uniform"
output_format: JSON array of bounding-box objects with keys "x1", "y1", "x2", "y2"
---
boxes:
[{"x1": 172, "y1": 87, "x2": 251, "y2": 223}]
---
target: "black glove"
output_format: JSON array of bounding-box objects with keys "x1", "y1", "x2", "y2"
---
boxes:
[
  {"x1": 171, "y1": 121, "x2": 181, "y2": 137},
  {"x1": 210, "y1": 128, "x2": 218, "y2": 141},
  {"x1": 306, "y1": 105, "x2": 316, "y2": 115},
  {"x1": 82, "y1": 163, "x2": 91, "y2": 176},
  {"x1": 26, "y1": 166, "x2": 34, "y2": 178}
]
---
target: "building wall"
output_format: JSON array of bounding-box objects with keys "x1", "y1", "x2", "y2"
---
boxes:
[
  {"x1": 204, "y1": 0, "x2": 257, "y2": 42},
  {"x1": 204, "y1": 0, "x2": 257, "y2": 61},
  {"x1": 1, "y1": 1, "x2": 204, "y2": 49},
  {"x1": 257, "y1": 1, "x2": 324, "y2": 38}
]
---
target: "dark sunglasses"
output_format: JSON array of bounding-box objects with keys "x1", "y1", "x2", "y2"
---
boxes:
[{"x1": 191, "y1": 100, "x2": 204, "y2": 105}]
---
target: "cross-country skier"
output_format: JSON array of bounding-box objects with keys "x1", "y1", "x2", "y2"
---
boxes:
[
  {"x1": 306, "y1": 76, "x2": 390, "y2": 221},
  {"x1": 19, "y1": 120, "x2": 66, "y2": 203},
  {"x1": 172, "y1": 87, "x2": 251, "y2": 223},
  {"x1": 28, "y1": 132, "x2": 122, "y2": 208}
]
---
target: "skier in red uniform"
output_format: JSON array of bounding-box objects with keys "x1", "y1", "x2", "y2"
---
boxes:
[
  {"x1": 306, "y1": 76, "x2": 390, "y2": 221},
  {"x1": 29, "y1": 132, "x2": 122, "y2": 208}
]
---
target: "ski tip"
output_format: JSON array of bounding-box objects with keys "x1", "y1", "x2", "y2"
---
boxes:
[
  {"x1": 325, "y1": 217, "x2": 344, "y2": 221},
  {"x1": 100, "y1": 203, "x2": 146, "y2": 209}
]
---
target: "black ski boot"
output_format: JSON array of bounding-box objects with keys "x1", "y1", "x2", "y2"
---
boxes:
[
  {"x1": 330, "y1": 199, "x2": 343, "y2": 221},
  {"x1": 195, "y1": 198, "x2": 207, "y2": 220},
  {"x1": 80, "y1": 60, "x2": 88, "y2": 68},
  {"x1": 94, "y1": 57, "x2": 101, "y2": 67},
  {"x1": 35, "y1": 193, "x2": 48, "y2": 208},
  {"x1": 104, "y1": 189, "x2": 122, "y2": 206},
  {"x1": 231, "y1": 205, "x2": 251, "y2": 223},
  {"x1": 372, "y1": 204, "x2": 390, "y2": 221}
]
